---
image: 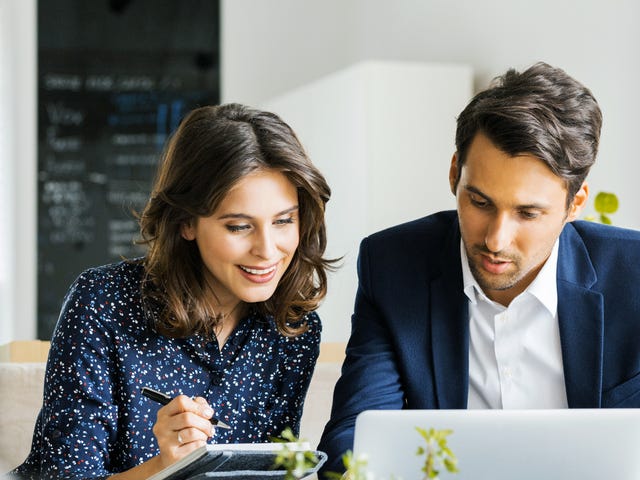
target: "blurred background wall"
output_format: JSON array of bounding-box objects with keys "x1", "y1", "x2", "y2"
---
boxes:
[{"x1": 2, "y1": 0, "x2": 639, "y2": 343}]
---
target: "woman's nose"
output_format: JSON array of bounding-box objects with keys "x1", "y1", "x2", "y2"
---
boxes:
[{"x1": 251, "y1": 228, "x2": 277, "y2": 259}]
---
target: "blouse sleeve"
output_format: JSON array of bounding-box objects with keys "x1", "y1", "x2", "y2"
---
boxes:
[{"x1": 26, "y1": 269, "x2": 120, "y2": 479}]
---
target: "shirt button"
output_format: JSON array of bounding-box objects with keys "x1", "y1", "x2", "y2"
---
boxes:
[{"x1": 210, "y1": 370, "x2": 224, "y2": 385}]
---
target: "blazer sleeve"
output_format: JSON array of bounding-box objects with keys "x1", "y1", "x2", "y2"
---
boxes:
[{"x1": 317, "y1": 237, "x2": 405, "y2": 476}]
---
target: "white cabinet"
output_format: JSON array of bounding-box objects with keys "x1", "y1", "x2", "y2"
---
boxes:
[{"x1": 263, "y1": 61, "x2": 473, "y2": 341}]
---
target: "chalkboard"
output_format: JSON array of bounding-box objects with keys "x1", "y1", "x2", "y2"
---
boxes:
[{"x1": 37, "y1": 0, "x2": 219, "y2": 338}]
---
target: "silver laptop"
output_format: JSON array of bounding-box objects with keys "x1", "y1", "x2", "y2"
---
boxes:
[{"x1": 353, "y1": 409, "x2": 640, "y2": 480}]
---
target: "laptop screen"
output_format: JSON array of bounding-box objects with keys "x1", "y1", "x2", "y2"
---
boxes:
[{"x1": 353, "y1": 409, "x2": 640, "y2": 480}]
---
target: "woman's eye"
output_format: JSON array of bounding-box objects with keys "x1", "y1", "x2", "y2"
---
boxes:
[
  {"x1": 226, "y1": 224, "x2": 250, "y2": 233},
  {"x1": 274, "y1": 217, "x2": 295, "y2": 226}
]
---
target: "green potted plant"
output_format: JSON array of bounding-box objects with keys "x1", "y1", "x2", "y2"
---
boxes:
[
  {"x1": 584, "y1": 191, "x2": 619, "y2": 224},
  {"x1": 271, "y1": 427, "x2": 321, "y2": 480},
  {"x1": 324, "y1": 450, "x2": 370, "y2": 480},
  {"x1": 416, "y1": 427, "x2": 459, "y2": 480}
]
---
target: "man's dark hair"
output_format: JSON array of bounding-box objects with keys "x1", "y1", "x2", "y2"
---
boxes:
[{"x1": 454, "y1": 62, "x2": 602, "y2": 204}]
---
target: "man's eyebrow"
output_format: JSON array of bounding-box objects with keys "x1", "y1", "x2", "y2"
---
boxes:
[
  {"x1": 464, "y1": 185, "x2": 492, "y2": 202},
  {"x1": 217, "y1": 205, "x2": 299, "y2": 220},
  {"x1": 464, "y1": 185, "x2": 548, "y2": 210}
]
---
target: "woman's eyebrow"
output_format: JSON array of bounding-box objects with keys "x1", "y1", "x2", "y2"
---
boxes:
[{"x1": 217, "y1": 205, "x2": 299, "y2": 220}]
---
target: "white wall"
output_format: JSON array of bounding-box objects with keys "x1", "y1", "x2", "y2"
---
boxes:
[
  {"x1": 0, "y1": 0, "x2": 37, "y2": 343},
  {"x1": 263, "y1": 61, "x2": 473, "y2": 341},
  {"x1": 222, "y1": 0, "x2": 640, "y2": 230},
  {"x1": 2, "y1": 0, "x2": 639, "y2": 341},
  {"x1": 221, "y1": 0, "x2": 640, "y2": 342}
]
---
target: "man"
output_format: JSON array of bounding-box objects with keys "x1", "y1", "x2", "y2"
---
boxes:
[{"x1": 318, "y1": 62, "x2": 640, "y2": 474}]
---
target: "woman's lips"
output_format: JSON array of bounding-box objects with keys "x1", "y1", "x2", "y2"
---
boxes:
[{"x1": 238, "y1": 264, "x2": 278, "y2": 283}]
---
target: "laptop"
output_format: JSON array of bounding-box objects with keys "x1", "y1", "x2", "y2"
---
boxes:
[{"x1": 353, "y1": 409, "x2": 640, "y2": 480}]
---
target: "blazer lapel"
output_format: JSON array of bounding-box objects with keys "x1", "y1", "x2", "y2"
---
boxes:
[
  {"x1": 430, "y1": 219, "x2": 469, "y2": 409},
  {"x1": 557, "y1": 225, "x2": 604, "y2": 407}
]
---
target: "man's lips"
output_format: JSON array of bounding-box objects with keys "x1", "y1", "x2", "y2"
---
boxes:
[{"x1": 480, "y1": 254, "x2": 512, "y2": 275}]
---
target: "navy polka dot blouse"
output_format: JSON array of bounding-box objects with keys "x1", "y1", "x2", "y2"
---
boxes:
[{"x1": 11, "y1": 260, "x2": 321, "y2": 479}]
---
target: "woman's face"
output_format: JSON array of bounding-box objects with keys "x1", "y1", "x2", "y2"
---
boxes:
[{"x1": 181, "y1": 169, "x2": 300, "y2": 308}]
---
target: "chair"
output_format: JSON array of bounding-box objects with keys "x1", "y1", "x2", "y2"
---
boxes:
[{"x1": 0, "y1": 341, "x2": 49, "y2": 471}]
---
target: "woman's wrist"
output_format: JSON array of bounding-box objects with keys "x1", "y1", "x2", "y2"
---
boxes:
[{"x1": 108, "y1": 454, "x2": 164, "y2": 480}]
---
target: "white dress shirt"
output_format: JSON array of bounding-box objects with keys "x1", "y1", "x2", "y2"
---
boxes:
[{"x1": 462, "y1": 240, "x2": 568, "y2": 409}]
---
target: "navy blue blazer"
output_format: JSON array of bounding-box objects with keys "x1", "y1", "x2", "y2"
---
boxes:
[{"x1": 318, "y1": 210, "x2": 640, "y2": 474}]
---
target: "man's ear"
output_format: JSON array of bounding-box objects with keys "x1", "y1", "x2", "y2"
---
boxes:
[
  {"x1": 181, "y1": 221, "x2": 196, "y2": 241},
  {"x1": 567, "y1": 182, "x2": 589, "y2": 222},
  {"x1": 449, "y1": 152, "x2": 459, "y2": 195}
]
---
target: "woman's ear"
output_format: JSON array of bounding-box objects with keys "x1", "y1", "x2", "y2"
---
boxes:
[
  {"x1": 567, "y1": 182, "x2": 589, "y2": 221},
  {"x1": 180, "y1": 221, "x2": 196, "y2": 241}
]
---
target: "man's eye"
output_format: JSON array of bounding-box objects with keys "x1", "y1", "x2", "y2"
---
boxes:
[
  {"x1": 470, "y1": 197, "x2": 488, "y2": 208},
  {"x1": 519, "y1": 211, "x2": 539, "y2": 220}
]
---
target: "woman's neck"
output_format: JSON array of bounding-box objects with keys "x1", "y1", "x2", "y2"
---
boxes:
[{"x1": 213, "y1": 301, "x2": 246, "y2": 349}]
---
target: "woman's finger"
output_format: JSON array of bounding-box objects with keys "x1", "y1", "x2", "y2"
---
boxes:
[
  {"x1": 175, "y1": 426, "x2": 210, "y2": 446},
  {"x1": 152, "y1": 395, "x2": 215, "y2": 468}
]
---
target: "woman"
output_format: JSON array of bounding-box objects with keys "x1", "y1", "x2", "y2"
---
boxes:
[{"x1": 11, "y1": 104, "x2": 335, "y2": 479}]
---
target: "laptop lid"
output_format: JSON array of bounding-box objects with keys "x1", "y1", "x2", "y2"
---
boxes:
[{"x1": 353, "y1": 409, "x2": 640, "y2": 480}]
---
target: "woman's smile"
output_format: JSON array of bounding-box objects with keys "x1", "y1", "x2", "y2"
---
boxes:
[{"x1": 238, "y1": 263, "x2": 279, "y2": 283}]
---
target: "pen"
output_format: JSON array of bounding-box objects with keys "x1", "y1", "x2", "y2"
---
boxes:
[{"x1": 141, "y1": 386, "x2": 231, "y2": 429}]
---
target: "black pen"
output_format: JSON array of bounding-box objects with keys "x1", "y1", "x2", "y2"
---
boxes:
[{"x1": 141, "y1": 386, "x2": 231, "y2": 429}]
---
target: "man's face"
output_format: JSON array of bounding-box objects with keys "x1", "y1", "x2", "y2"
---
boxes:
[{"x1": 449, "y1": 132, "x2": 587, "y2": 306}]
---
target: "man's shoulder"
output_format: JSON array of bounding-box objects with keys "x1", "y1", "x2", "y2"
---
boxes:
[
  {"x1": 562, "y1": 221, "x2": 640, "y2": 284},
  {"x1": 367, "y1": 210, "x2": 458, "y2": 244},
  {"x1": 567, "y1": 220, "x2": 640, "y2": 249}
]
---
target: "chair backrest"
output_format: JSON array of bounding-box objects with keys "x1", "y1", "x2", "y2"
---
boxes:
[
  {"x1": 0, "y1": 344, "x2": 48, "y2": 471},
  {"x1": 0, "y1": 340, "x2": 50, "y2": 362}
]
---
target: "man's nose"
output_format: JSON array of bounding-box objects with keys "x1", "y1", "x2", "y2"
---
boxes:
[{"x1": 484, "y1": 214, "x2": 514, "y2": 253}]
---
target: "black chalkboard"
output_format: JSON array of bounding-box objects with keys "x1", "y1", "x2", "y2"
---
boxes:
[{"x1": 37, "y1": 0, "x2": 219, "y2": 339}]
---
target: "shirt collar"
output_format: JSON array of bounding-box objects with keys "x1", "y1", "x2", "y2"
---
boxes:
[
  {"x1": 460, "y1": 239, "x2": 559, "y2": 316},
  {"x1": 526, "y1": 239, "x2": 559, "y2": 317},
  {"x1": 460, "y1": 241, "x2": 482, "y2": 305}
]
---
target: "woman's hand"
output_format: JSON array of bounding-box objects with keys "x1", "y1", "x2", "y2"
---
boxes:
[
  {"x1": 152, "y1": 395, "x2": 216, "y2": 469},
  {"x1": 108, "y1": 395, "x2": 216, "y2": 479}
]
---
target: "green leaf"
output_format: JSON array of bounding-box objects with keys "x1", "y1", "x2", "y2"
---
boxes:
[
  {"x1": 444, "y1": 457, "x2": 459, "y2": 472},
  {"x1": 270, "y1": 428, "x2": 319, "y2": 479},
  {"x1": 415, "y1": 426, "x2": 458, "y2": 479},
  {"x1": 594, "y1": 192, "x2": 619, "y2": 214},
  {"x1": 600, "y1": 213, "x2": 612, "y2": 225}
]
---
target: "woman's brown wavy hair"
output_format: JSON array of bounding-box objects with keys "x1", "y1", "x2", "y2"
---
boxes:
[{"x1": 137, "y1": 103, "x2": 336, "y2": 338}]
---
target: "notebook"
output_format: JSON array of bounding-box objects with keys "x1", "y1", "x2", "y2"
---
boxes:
[
  {"x1": 353, "y1": 409, "x2": 640, "y2": 480},
  {"x1": 147, "y1": 442, "x2": 327, "y2": 480}
]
